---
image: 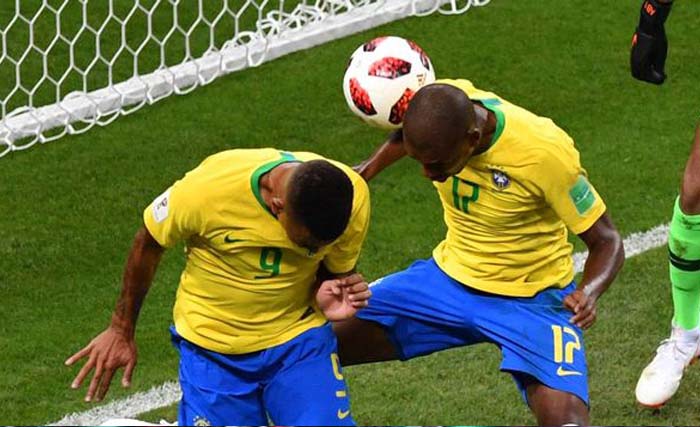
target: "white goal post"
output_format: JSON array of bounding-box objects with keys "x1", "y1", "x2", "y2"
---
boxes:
[{"x1": 0, "y1": 0, "x2": 490, "y2": 158}]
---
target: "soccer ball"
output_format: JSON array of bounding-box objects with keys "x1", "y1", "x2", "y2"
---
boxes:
[{"x1": 342, "y1": 36, "x2": 436, "y2": 130}]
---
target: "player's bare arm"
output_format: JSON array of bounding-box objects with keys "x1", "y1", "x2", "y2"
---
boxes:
[
  {"x1": 315, "y1": 266, "x2": 371, "y2": 321},
  {"x1": 65, "y1": 226, "x2": 164, "y2": 402},
  {"x1": 564, "y1": 213, "x2": 624, "y2": 329},
  {"x1": 353, "y1": 129, "x2": 405, "y2": 181}
]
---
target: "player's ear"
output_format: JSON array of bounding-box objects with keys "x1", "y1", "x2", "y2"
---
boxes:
[
  {"x1": 270, "y1": 197, "x2": 285, "y2": 216},
  {"x1": 465, "y1": 127, "x2": 481, "y2": 147}
]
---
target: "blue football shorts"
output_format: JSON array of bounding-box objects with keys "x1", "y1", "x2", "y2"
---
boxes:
[
  {"x1": 356, "y1": 258, "x2": 589, "y2": 406},
  {"x1": 170, "y1": 323, "x2": 354, "y2": 426}
]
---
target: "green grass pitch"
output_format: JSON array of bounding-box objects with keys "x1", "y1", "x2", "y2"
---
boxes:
[{"x1": 2, "y1": 0, "x2": 700, "y2": 425}]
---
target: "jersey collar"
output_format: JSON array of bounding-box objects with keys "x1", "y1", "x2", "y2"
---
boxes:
[
  {"x1": 250, "y1": 151, "x2": 298, "y2": 216},
  {"x1": 475, "y1": 98, "x2": 505, "y2": 151}
]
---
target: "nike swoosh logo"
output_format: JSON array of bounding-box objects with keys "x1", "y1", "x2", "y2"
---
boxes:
[
  {"x1": 224, "y1": 235, "x2": 245, "y2": 244},
  {"x1": 337, "y1": 409, "x2": 351, "y2": 420},
  {"x1": 556, "y1": 366, "x2": 583, "y2": 377}
]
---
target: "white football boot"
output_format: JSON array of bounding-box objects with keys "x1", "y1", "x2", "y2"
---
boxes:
[{"x1": 635, "y1": 324, "x2": 700, "y2": 408}]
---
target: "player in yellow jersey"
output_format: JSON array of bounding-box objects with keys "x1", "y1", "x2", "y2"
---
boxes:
[
  {"x1": 334, "y1": 80, "x2": 625, "y2": 426},
  {"x1": 65, "y1": 149, "x2": 372, "y2": 426}
]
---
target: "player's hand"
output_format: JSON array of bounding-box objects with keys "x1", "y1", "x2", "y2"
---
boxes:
[
  {"x1": 563, "y1": 289, "x2": 597, "y2": 330},
  {"x1": 630, "y1": 0, "x2": 673, "y2": 85},
  {"x1": 630, "y1": 29, "x2": 667, "y2": 85},
  {"x1": 316, "y1": 273, "x2": 371, "y2": 321},
  {"x1": 65, "y1": 326, "x2": 137, "y2": 402}
]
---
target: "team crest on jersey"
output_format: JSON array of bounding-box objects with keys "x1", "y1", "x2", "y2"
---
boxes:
[
  {"x1": 193, "y1": 416, "x2": 211, "y2": 426},
  {"x1": 491, "y1": 170, "x2": 510, "y2": 190}
]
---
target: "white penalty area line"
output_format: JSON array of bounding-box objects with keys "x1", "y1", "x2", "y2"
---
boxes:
[
  {"x1": 572, "y1": 222, "x2": 669, "y2": 274},
  {"x1": 50, "y1": 382, "x2": 181, "y2": 426},
  {"x1": 49, "y1": 222, "x2": 671, "y2": 426}
]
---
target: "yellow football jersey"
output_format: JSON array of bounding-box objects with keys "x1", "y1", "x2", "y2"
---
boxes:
[
  {"x1": 143, "y1": 149, "x2": 371, "y2": 354},
  {"x1": 432, "y1": 79, "x2": 606, "y2": 297}
]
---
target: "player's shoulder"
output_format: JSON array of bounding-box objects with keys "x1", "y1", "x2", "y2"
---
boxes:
[
  {"x1": 198, "y1": 147, "x2": 283, "y2": 169},
  {"x1": 435, "y1": 78, "x2": 499, "y2": 100},
  {"x1": 184, "y1": 148, "x2": 296, "y2": 186},
  {"x1": 172, "y1": 148, "x2": 282, "y2": 199},
  {"x1": 435, "y1": 78, "x2": 476, "y2": 90},
  {"x1": 510, "y1": 135, "x2": 582, "y2": 189},
  {"x1": 496, "y1": 103, "x2": 577, "y2": 159},
  {"x1": 510, "y1": 133, "x2": 577, "y2": 172}
]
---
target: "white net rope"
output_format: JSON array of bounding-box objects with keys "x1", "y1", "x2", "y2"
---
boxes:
[{"x1": 0, "y1": 0, "x2": 490, "y2": 158}]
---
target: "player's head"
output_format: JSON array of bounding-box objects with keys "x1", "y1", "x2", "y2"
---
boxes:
[
  {"x1": 402, "y1": 83, "x2": 481, "y2": 182},
  {"x1": 280, "y1": 160, "x2": 354, "y2": 252}
]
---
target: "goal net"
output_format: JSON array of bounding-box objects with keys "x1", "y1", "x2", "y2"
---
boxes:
[{"x1": 0, "y1": 0, "x2": 490, "y2": 158}]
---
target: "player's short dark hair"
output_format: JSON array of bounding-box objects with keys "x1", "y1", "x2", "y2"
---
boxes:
[
  {"x1": 403, "y1": 83, "x2": 476, "y2": 152},
  {"x1": 287, "y1": 160, "x2": 354, "y2": 243}
]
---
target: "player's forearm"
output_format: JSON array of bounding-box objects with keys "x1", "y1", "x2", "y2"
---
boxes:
[
  {"x1": 111, "y1": 226, "x2": 165, "y2": 337},
  {"x1": 578, "y1": 242, "x2": 623, "y2": 300},
  {"x1": 577, "y1": 216, "x2": 624, "y2": 300},
  {"x1": 355, "y1": 130, "x2": 405, "y2": 181}
]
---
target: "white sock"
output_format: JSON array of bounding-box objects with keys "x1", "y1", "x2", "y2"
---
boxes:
[{"x1": 672, "y1": 323, "x2": 700, "y2": 343}]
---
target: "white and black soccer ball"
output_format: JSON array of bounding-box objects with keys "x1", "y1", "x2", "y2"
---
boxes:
[{"x1": 342, "y1": 36, "x2": 436, "y2": 130}]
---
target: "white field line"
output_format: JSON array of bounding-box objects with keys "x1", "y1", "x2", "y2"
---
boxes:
[
  {"x1": 49, "y1": 222, "x2": 671, "y2": 426},
  {"x1": 50, "y1": 382, "x2": 181, "y2": 426},
  {"x1": 572, "y1": 222, "x2": 669, "y2": 273}
]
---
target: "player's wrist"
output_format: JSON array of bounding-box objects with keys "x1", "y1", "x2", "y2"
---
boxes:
[
  {"x1": 638, "y1": 0, "x2": 673, "y2": 35},
  {"x1": 579, "y1": 284, "x2": 601, "y2": 301},
  {"x1": 109, "y1": 314, "x2": 136, "y2": 338}
]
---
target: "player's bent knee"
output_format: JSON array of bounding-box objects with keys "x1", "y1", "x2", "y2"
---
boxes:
[
  {"x1": 538, "y1": 400, "x2": 588, "y2": 427},
  {"x1": 527, "y1": 382, "x2": 589, "y2": 427}
]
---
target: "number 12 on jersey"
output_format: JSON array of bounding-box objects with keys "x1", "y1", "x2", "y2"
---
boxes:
[{"x1": 452, "y1": 177, "x2": 480, "y2": 213}]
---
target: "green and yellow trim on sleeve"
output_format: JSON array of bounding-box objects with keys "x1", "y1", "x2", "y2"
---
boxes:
[{"x1": 250, "y1": 151, "x2": 298, "y2": 216}]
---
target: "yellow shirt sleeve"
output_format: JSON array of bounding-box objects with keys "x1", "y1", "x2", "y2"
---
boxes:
[
  {"x1": 323, "y1": 178, "x2": 371, "y2": 274},
  {"x1": 142, "y1": 177, "x2": 204, "y2": 248},
  {"x1": 534, "y1": 146, "x2": 607, "y2": 235}
]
